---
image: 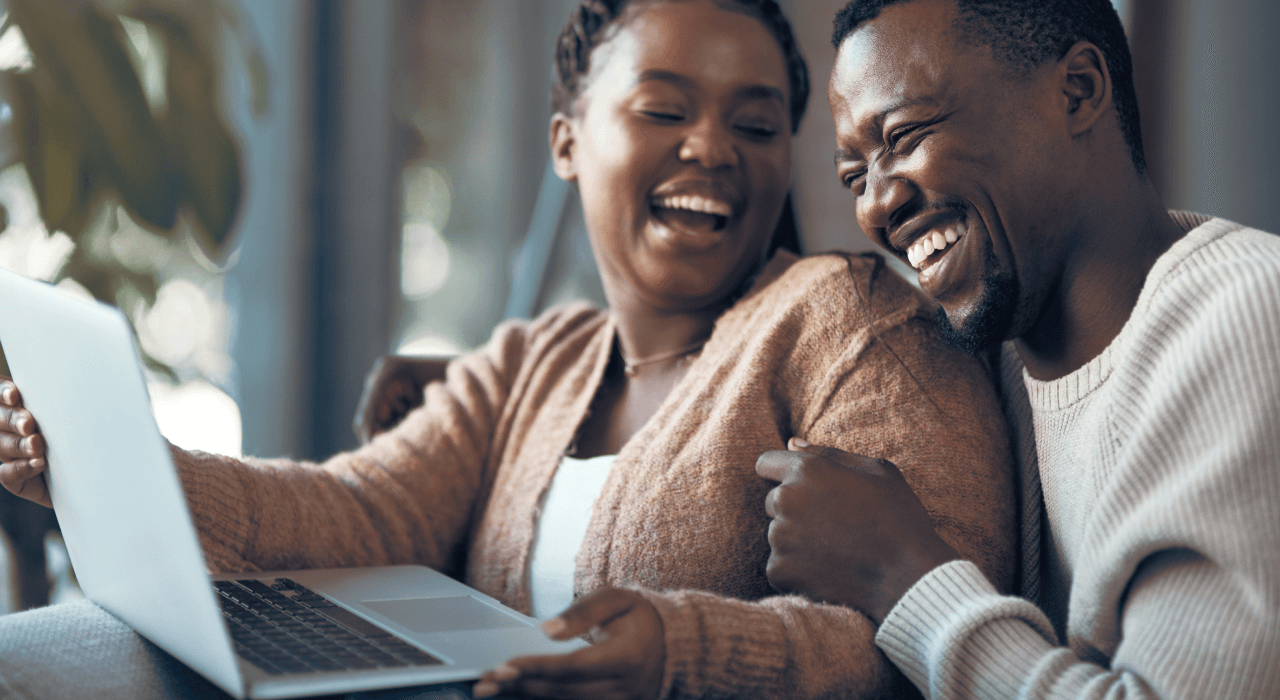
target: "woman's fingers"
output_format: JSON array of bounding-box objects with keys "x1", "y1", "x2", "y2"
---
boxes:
[
  {"x1": 472, "y1": 644, "x2": 627, "y2": 698},
  {"x1": 1, "y1": 402, "x2": 36, "y2": 436},
  {"x1": 0, "y1": 378, "x2": 44, "y2": 463},
  {"x1": 544, "y1": 587, "x2": 639, "y2": 640},
  {"x1": 0, "y1": 378, "x2": 51, "y2": 507},
  {"x1": 0, "y1": 456, "x2": 53, "y2": 508},
  {"x1": 0, "y1": 378, "x2": 21, "y2": 406},
  {"x1": 0, "y1": 424, "x2": 44, "y2": 462},
  {"x1": 474, "y1": 590, "x2": 665, "y2": 700}
]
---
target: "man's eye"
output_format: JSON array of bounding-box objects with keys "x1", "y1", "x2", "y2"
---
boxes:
[
  {"x1": 842, "y1": 170, "x2": 866, "y2": 191},
  {"x1": 887, "y1": 124, "x2": 925, "y2": 154}
]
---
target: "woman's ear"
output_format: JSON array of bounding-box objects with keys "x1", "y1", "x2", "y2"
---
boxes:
[
  {"x1": 1059, "y1": 41, "x2": 1112, "y2": 137},
  {"x1": 550, "y1": 114, "x2": 578, "y2": 182}
]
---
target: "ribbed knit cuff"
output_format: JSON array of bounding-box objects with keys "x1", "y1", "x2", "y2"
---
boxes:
[
  {"x1": 170, "y1": 444, "x2": 259, "y2": 573},
  {"x1": 638, "y1": 589, "x2": 789, "y2": 700},
  {"x1": 877, "y1": 560, "x2": 1058, "y2": 699}
]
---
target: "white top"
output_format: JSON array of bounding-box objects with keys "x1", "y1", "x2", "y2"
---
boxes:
[
  {"x1": 876, "y1": 212, "x2": 1280, "y2": 699},
  {"x1": 529, "y1": 454, "x2": 616, "y2": 620}
]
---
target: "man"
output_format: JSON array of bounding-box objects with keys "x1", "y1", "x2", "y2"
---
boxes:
[{"x1": 756, "y1": 0, "x2": 1280, "y2": 698}]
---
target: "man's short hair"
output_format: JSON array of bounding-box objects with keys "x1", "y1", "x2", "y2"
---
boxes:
[{"x1": 832, "y1": 0, "x2": 1145, "y2": 175}]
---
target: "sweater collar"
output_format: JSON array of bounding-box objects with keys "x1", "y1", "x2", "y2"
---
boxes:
[{"x1": 1022, "y1": 211, "x2": 1232, "y2": 412}]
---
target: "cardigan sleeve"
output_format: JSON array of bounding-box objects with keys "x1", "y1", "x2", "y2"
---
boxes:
[
  {"x1": 173, "y1": 315, "x2": 537, "y2": 577},
  {"x1": 639, "y1": 307, "x2": 1018, "y2": 699},
  {"x1": 874, "y1": 234, "x2": 1280, "y2": 700}
]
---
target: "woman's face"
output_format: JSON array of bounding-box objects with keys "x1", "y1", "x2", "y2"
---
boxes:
[{"x1": 552, "y1": 0, "x2": 793, "y2": 313}]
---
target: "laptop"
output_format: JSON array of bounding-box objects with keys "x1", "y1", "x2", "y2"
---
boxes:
[{"x1": 0, "y1": 267, "x2": 586, "y2": 699}]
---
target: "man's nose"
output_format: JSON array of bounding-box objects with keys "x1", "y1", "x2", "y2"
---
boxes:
[
  {"x1": 856, "y1": 168, "x2": 915, "y2": 233},
  {"x1": 678, "y1": 119, "x2": 739, "y2": 170}
]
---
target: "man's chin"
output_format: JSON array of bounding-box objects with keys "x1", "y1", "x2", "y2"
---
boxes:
[
  {"x1": 932, "y1": 270, "x2": 1019, "y2": 356},
  {"x1": 934, "y1": 306, "x2": 1002, "y2": 356}
]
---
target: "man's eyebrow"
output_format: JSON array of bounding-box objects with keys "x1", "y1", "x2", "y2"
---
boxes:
[
  {"x1": 835, "y1": 95, "x2": 942, "y2": 164},
  {"x1": 874, "y1": 95, "x2": 940, "y2": 127},
  {"x1": 637, "y1": 69, "x2": 785, "y2": 105}
]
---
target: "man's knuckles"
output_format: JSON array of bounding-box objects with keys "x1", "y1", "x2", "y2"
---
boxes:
[
  {"x1": 767, "y1": 481, "x2": 811, "y2": 515},
  {"x1": 765, "y1": 555, "x2": 815, "y2": 594}
]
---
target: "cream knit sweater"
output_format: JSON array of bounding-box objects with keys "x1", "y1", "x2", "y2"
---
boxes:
[
  {"x1": 175, "y1": 252, "x2": 1016, "y2": 699},
  {"x1": 876, "y1": 213, "x2": 1280, "y2": 699}
]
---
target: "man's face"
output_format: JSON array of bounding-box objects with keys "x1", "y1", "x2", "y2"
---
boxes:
[{"x1": 829, "y1": 0, "x2": 1076, "y2": 352}]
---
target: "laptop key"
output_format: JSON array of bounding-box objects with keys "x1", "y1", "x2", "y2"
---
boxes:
[{"x1": 217, "y1": 580, "x2": 444, "y2": 674}]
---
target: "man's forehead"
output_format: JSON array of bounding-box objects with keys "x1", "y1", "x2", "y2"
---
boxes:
[
  {"x1": 831, "y1": 39, "x2": 947, "y2": 127},
  {"x1": 829, "y1": 5, "x2": 973, "y2": 132}
]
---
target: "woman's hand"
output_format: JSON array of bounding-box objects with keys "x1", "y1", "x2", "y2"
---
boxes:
[
  {"x1": 0, "y1": 377, "x2": 51, "y2": 508},
  {"x1": 472, "y1": 587, "x2": 666, "y2": 700},
  {"x1": 352, "y1": 356, "x2": 449, "y2": 443}
]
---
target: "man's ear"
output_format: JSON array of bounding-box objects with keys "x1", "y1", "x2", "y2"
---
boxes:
[
  {"x1": 549, "y1": 113, "x2": 578, "y2": 182},
  {"x1": 1059, "y1": 41, "x2": 1112, "y2": 137}
]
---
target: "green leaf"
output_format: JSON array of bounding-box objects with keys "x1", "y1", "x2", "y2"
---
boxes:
[
  {"x1": 8, "y1": 0, "x2": 178, "y2": 231},
  {"x1": 157, "y1": 19, "x2": 241, "y2": 259}
]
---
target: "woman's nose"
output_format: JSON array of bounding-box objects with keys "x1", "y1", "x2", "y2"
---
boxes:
[
  {"x1": 856, "y1": 168, "x2": 915, "y2": 233},
  {"x1": 677, "y1": 120, "x2": 739, "y2": 170}
]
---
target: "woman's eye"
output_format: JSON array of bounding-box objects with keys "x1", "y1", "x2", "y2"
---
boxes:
[
  {"x1": 640, "y1": 110, "x2": 684, "y2": 122},
  {"x1": 734, "y1": 122, "x2": 778, "y2": 140}
]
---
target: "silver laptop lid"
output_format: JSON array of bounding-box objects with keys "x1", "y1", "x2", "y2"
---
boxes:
[{"x1": 0, "y1": 268, "x2": 244, "y2": 697}]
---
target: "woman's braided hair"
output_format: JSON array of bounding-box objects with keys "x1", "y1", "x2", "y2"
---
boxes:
[{"x1": 551, "y1": 0, "x2": 810, "y2": 134}]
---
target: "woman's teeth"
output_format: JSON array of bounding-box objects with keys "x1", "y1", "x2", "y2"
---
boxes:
[
  {"x1": 652, "y1": 194, "x2": 733, "y2": 217},
  {"x1": 906, "y1": 223, "x2": 966, "y2": 269}
]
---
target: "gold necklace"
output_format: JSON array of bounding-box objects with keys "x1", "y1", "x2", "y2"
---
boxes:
[{"x1": 621, "y1": 339, "x2": 707, "y2": 377}]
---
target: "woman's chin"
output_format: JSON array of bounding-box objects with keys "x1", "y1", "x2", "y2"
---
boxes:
[{"x1": 630, "y1": 267, "x2": 750, "y2": 312}]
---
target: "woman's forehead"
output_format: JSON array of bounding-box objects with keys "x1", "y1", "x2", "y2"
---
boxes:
[{"x1": 589, "y1": 0, "x2": 789, "y2": 96}]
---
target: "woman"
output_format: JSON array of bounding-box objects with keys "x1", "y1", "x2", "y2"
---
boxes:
[{"x1": 0, "y1": 1, "x2": 1015, "y2": 698}]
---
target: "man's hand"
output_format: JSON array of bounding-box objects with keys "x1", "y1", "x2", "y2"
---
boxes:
[
  {"x1": 755, "y1": 438, "x2": 960, "y2": 624},
  {"x1": 0, "y1": 377, "x2": 51, "y2": 508},
  {"x1": 472, "y1": 587, "x2": 665, "y2": 700},
  {"x1": 352, "y1": 355, "x2": 449, "y2": 443}
]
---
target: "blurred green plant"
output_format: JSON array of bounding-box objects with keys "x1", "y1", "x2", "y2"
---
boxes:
[{"x1": 0, "y1": 0, "x2": 266, "y2": 378}]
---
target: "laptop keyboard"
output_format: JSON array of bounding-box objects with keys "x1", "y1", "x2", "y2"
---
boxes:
[{"x1": 214, "y1": 577, "x2": 443, "y2": 676}]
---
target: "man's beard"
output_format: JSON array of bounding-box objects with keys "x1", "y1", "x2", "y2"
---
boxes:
[{"x1": 933, "y1": 247, "x2": 1019, "y2": 356}]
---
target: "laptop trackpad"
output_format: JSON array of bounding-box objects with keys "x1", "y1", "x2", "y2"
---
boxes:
[{"x1": 362, "y1": 596, "x2": 529, "y2": 634}]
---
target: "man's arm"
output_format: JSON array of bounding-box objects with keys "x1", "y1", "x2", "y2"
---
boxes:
[
  {"x1": 757, "y1": 250, "x2": 1280, "y2": 699},
  {"x1": 759, "y1": 437, "x2": 1280, "y2": 699}
]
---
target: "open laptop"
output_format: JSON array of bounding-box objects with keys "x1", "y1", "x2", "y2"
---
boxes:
[{"x1": 0, "y1": 267, "x2": 586, "y2": 699}]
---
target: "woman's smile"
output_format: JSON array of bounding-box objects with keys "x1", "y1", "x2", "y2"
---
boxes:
[
  {"x1": 647, "y1": 178, "x2": 742, "y2": 251},
  {"x1": 551, "y1": 0, "x2": 791, "y2": 310}
]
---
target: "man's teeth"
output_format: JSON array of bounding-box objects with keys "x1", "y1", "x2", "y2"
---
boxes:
[
  {"x1": 653, "y1": 194, "x2": 733, "y2": 217},
  {"x1": 906, "y1": 223, "x2": 966, "y2": 269}
]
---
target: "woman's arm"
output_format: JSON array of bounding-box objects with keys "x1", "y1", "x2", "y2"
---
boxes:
[{"x1": 173, "y1": 318, "x2": 537, "y2": 575}]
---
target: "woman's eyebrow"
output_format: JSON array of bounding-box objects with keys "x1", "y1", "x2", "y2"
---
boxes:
[
  {"x1": 636, "y1": 69, "x2": 784, "y2": 105},
  {"x1": 736, "y1": 84, "x2": 785, "y2": 105},
  {"x1": 637, "y1": 69, "x2": 697, "y2": 89}
]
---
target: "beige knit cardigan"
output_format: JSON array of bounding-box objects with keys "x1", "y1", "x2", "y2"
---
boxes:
[{"x1": 175, "y1": 252, "x2": 1016, "y2": 699}]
